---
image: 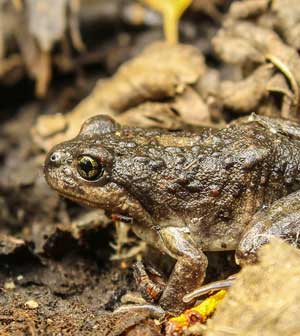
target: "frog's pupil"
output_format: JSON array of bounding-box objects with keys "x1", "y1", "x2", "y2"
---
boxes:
[{"x1": 80, "y1": 158, "x2": 93, "y2": 174}]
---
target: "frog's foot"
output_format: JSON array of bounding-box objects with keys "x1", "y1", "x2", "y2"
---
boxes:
[
  {"x1": 183, "y1": 274, "x2": 237, "y2": 303},
  {"x1": 158, "y1": 227, "x2": 208, "y2": 313},
  {"x1": 236, "y1": 190, "x2": 300, "y2": 265},
  {"x1": 114, "y1": 304, "x2": 165, "y2": 319},
  {"x1": 133, "y1": 260, "x2": 166, "y2": 303}
]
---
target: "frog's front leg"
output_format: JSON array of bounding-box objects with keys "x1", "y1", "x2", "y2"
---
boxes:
[
  {"x1": 236, "y1": 190, "x2": 300, "y2": 265},
  {"x1": 158, "y1": 227, "x2": 208, "y2": 313}
]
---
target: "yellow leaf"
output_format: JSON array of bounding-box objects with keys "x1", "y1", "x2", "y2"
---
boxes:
[
  {"x1": 166, "y1": 290, "x2": 226, "y2": 333},
  {"x1": 140, "y1": 0, "x2": 192, "y2": 43}
]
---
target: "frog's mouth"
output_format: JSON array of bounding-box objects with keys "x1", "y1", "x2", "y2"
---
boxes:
[
  {"x1": 45, "y1": 168, "x2": 110, "y2": 209},
  {"x1": 45, "y1": 175, "x2": 103, "y2": 209},
  {"x1": 48, "y1": 179, "x2": 133, "y2": 217},
  {"x1": 60, "y1": 192, "x2": 102, "y2": 209}
]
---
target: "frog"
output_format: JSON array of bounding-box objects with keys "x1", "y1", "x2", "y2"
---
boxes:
[{"x1": 44, "y1": 113, "x2": 300, "y2": 312}]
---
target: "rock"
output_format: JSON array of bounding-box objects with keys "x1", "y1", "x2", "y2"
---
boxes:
[{"x1": 25, "y1": 299, "x2": 39, "y2": 309}]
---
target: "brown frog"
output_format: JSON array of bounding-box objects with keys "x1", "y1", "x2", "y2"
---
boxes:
[{"x1": 44, "y1": 114, "x2": 300, "y2": 312}]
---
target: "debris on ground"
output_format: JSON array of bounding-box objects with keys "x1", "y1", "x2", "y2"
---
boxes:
[
  {"x1": 32, "y1": 41, "x2": 208, "y2": 150},
  {"x1": 166, "y1": 290, "x2": 226, "y2": 336},
  {"x1": 205, "y1": 239, "x2": 300, "y2": 336},
  {"x1": 1, "y1": 0, "x2": 300, "y2": 334}
]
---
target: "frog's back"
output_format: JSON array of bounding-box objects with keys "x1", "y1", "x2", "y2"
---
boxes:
[{"x1": 183, "y1": 117, "x2": 300, "y2": 250}]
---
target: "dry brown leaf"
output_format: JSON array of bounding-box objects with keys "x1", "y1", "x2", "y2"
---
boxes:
[
  {"x1": 191, "y1": 0, "x2": 223, "y2": 21},
  {"x1": 32, "y1": 42, "x2": 207, "y2": 151},
  {"x1": 0, "y1": 0, "x2": 82, "y2": 95},
  {"x1": 272, "y1": 0, "x2": 300, "y2": 50},
  {"x1": 116, "y1": 102, "x2": 184, "y2": 130},
  {"x1": 116, "y1": 87, "x2": 213, "y2": 129},
  {"x1": 97, "y1": 307, "x2": 164, "y2": 336},
  {"x1": 87, "y1": 41, "x2": 206, "y2": 112},
  {"x1": 205, "y1": 239, "x2": 300, "y2": 336},
  {"x1": 125, "y1": 319, "x2": 162, "y2": 336},
  {"x1": 213, "y1": 19, "x2": 300, "y2": 117},
  {"x1": 172, "y1": 87, "x2": 211, "y2": 126},
  {"x1": 228, "y1": 0, "x2": 269, "y2": 20},
  {"x1": 26, "y1": 0, "x2": 68, "y2": 51},
  {"x1": 219, "y1": 64, "x2": 274, "y2": 113}
]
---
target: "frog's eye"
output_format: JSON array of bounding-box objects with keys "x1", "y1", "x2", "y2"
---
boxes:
[{"x1": 77, "y1": 155, "x2": 104, "y2": 181}]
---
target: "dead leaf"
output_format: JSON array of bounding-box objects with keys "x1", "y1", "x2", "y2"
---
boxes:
[
  {"x1": 205, "y1": 239, "x2": 300, "y2": 336},
  {"x1": 32, "y1": 42, "x2": 207, "y2": 150},
  {"x1": 213, "y1": 19, "x2": 300, "y2": 117},
  {"x1": 219, "y1": 64, "x2": 274, "y2": 113}
]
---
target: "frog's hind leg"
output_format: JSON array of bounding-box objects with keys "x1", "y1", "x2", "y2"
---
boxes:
[
  {"x1": 236, "y1": 190, "x2": 300, "y2": 265},
  {"x1": 158, "y1": 227, "x2": 208, "y2": 313}
]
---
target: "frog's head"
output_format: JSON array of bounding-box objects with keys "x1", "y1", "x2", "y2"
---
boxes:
[{"x1": 44, "y1": 115, "x2": 134, "y2": 214}]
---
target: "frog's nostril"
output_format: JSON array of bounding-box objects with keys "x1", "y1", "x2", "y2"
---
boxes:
[{"x1": 49, "y1": 151, "x2": 62, "y2": 165}]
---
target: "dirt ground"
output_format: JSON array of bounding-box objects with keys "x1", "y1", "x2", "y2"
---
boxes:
[{"x1": 1, "y1": 0, "x2": 300, "y2": 335}]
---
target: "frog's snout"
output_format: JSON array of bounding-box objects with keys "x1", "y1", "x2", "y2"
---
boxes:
[
  {"x1": 44, "y1": 150, "x2": 61, "y2": 181},
  {"x1": 45, "y1": 149, "x2": 70, "y2": 177},
  {"x1": 44, "y1": 148, "x2": 77, "y2": 191}
]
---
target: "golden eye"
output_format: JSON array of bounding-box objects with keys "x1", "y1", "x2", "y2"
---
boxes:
[{"x1": 77, "y1": 155, "x2": 103, "y2": 181}]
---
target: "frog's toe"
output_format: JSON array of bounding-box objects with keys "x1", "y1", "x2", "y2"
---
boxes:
[
  {"x1": 235, "y1": 249, "x2": 258, "y2": 266},
  {"x1": 114, "y1": 304, "x2": 166, "y2": 319},
  {"x1": 183, "y1": 275, "x2": 236, "y2": 303},
  {"x1": 133, "y1": 261, "x2": 166, "y2": 303}
]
